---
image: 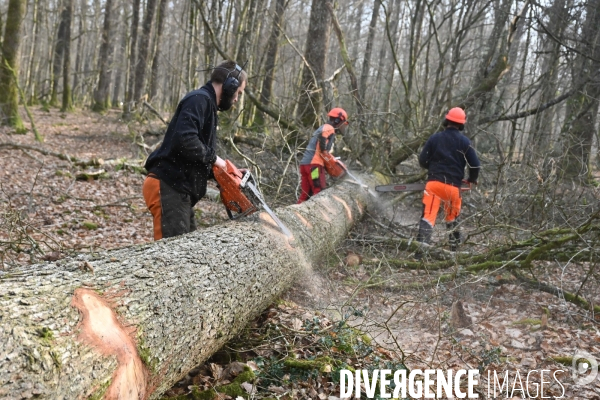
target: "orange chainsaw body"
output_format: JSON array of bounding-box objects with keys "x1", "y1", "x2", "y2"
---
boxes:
[
  {"x1": 212, "y1": 160, "x2": 258, "y2": 219},
  {"x1": 321, "y1": 152, "x2": 346, "y2": 178}
]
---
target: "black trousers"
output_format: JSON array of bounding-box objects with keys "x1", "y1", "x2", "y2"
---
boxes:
[{"x1": 143, "y1": 175, "x2": 197, "y2": 240}]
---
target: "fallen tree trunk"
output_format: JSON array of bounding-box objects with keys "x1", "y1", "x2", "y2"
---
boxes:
[{"x1": 0, "y1": 175, "x2": 379, "y2": 399}]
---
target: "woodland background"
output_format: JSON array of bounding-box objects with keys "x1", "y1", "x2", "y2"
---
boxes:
[{"x1": 1, "y1": 0, "x2": 600, "y2": 398}]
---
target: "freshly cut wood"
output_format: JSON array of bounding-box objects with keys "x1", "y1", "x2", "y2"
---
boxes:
[{"x1": 0, "y1": 175, "x2": 379, "y2": 399}]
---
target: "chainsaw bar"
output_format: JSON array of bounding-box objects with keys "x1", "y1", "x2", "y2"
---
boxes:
[
  {"x1": 244, "y1": 179, "x2": 293, "y2": 238},
  {"x1": 375, "y1": 183, "x2": 426, "y2": 192},
  {"x1": 375, "y1": 183, "x2": 471, "y2": 192}
]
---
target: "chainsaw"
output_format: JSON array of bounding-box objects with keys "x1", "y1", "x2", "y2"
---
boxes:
[
  {"x1": 212, "y1": 160, "x2": 292, "y2": 238},
  {"x1": 321, "y1": 152, "x2": 367, "y2": 188},
  {"x1": 375, "y1": 181, "x2": 472, "y2": 192}
]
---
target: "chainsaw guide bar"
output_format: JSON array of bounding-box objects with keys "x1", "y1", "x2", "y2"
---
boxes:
[{"x1": 375, "y1": 183, "x2": 471, "y2": 192}]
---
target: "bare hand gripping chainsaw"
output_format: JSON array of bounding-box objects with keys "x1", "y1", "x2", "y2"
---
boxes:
[{"x1": 212, "y1": 160, "x2": 292, "y2": 238}]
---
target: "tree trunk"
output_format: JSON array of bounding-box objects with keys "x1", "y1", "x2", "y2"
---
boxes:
[
  {"x1": 0, "y1": 176, "x2": 378, "y2": 399},
  {"x1": 561, "y1": 0, "x2": 600, "y2": 181},
  {"x1": 296, "y1": 0, "x2": 333, "y2": 131},
  {"x1": 112, "y1": 1, "x2": 128, "y2": 108},
  {"x1": 124, "y1": 0, "x2": 141, "y2": 116},
  {"x1": 0, "y1": 0, "x2": 27, "y2": 131},
  {"x1": 133, "y1": 0, "x2": 158, "y2": 102},
  {"x1": 526, "y1": 0, "x2": 568, "y2": 162},
  {"x1": 25, "y1": 0, "x2": 40, "y2": 104},
  {"x1": 92, "y1": 0, "x2": 114, "y2": 112},
  {"x1": 149, "y1": 0, "x2": 168, "y2": 101},
  {"x1": 61, "y1": 0, "x2": 73, "y2": 112},
  {"x1": 256, "y1": 0, "x2": 286, "y2": 124},
  {"x1": 360, "y1": 0, "x2": 380, "y2": 99},
  {"x1": 50, "y1": 0, "x2": 67, "y2": 107},
  {"x1": 72, "y1": 0, "x2": 88, "y2": 104},
  {"x1": 235, "y1": 0, "x2": 258, "y2": 70}
]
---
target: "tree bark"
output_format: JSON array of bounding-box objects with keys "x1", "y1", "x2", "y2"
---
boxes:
[
  {"x1": 50, "y1": 0, "x2": 67, "y2": 107},
  {"x1": 560, "y1": 0, "x2": 600, "y2": 181},
  {"x1": 72, "y1": 0, "x2": 88, "y2": 104},
  {"x1": 525, "y1": 0, "x2": 568, "y2": 162},
  {"x1": 260, "y1": 0, "x2": 286, "y2": 99},
  {"x1": 133, "y1": 0, "x2": 158, "y2": 102},
  {"x1": 25, "y1": 0, "x2": 40, "y2": 104},
  {"x1": 0, "y1": 0, "x2": 27, "y2": 130},
  {"x1": 149, "y1": 0, "x2": 168, "y2": 101},
  {"x1": 61, "y1": 0, "x2": 74, "y2": 112},
  {"x1": 254, "y1": 0, "x2": 287, "y2": 126},
  {"x1": 0, "y1": 176, "x2": 379, "y2": 399},
  {"x1": 296, "y1": 0, "x2": 333, "y2": 131},
  {"x1": 92, "y1": 0, "x2": 114, "y2": 112},
  {"x1": 360, "y1": 0, "x2": 380, "y2": 99},
  {"x1": 112, "y1": 1, "x2": 128, "y2": 108},
  {"x1": 124, "y1": 0, "x2": 141, "y2": 116}
]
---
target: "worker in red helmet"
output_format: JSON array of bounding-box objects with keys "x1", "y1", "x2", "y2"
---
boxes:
[
  {"x1": 415, "y1": 107, "x2": 480, "y2": 253},
  {"x1": 297, "y1": 108, "x2": 349, "y2": 203}
]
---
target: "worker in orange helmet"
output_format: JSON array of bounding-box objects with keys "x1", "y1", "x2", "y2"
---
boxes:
[
  {"x1": 297, "y1": 108, "x2": 349, "y2": 203},
  {"x1": 416, "y1": 107, "x2": 480, "y2": 253}
]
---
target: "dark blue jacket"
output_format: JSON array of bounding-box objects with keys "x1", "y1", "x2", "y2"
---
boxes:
[
  {"x1": 419, "y1": 127, "x2": 480, "y2": 187},
  {"x1": 145, "y1": 83, "x2": 218, "y2": 205}
]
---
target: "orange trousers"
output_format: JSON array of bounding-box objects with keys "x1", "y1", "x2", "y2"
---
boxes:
[{"x1": 421, "y1": 181, "x2": 461, "y2": 226}]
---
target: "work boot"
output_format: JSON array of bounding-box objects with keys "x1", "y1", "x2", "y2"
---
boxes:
[
  {"x1": 447, "y1": 221, "x2": 461, "y2": 251},
  {"x1": 416, "y1": 219, "x2": 433, "y2": 244},
  {"x1": 415, "y1": 219, "x2": 433, "y2": 259}
]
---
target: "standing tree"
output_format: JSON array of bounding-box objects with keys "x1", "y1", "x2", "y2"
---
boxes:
[
  {"x1": 561, "y1": 0, "x2": 600, "y2": 181},
  {"x1": 124, "y1": 0, "x2": 141, "y2": 116},
  {"x1": 0, "y1": 0, "x2": 27, "y2": 131},
  {"x1": 296, "y1": 0, "x2": 333, "y2": 131},
  {"x1": 133, "y1": 0, "x2": 158, "y2": 102},
  {"x1": 73, "y1": 0, "x2": 88, "y2": 104},
  {"x1": 112, "y1": 1, "x2": 128, "y2": 108},
  {"x1": 525, "y1": 0, "x2": 569, "y2": 163},
  {"x1": 92, "y1": 0, "x2": 114, "y2": 112},
  {"x1": 255, "y1": 0, "x2": 287, "y2": 126},
  {"x1": 360, "y1": 0, "x2": 380, "y2": 100},
  {"x1": 50, "y1": 0, "x2": 67, "y2": 107},
  {"x1": 25, "y1": 0, "x2": 41, "y2": 104},
  {"x1": 149, "y1": 0, "x2": 169, "y2": 102},
  {"x1": 61, "y1": 0, "x2": 74, "y2": 112}
]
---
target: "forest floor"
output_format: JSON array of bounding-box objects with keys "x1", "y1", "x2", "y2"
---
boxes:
[{"x1": 1, "y1": 107, "x2": 599, "y2": 399}]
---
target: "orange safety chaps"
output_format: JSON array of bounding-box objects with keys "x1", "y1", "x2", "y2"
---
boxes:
[{"x1": 420, "y1": 181, "x2": 462, "y2": 227}]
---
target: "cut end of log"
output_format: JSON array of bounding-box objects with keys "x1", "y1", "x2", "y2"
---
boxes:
[{"x1": 71, "y1": 288, "x2": 148, "y2": 400}]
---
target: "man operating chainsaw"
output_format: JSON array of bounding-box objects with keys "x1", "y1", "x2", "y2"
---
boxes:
[
  {"x1": 143, "y1": 60, "x2": 247, "y2": 240},
  {"x1": 416, "y1": 107, "x2": 480, "y2": 252},
  {"x1": 297, "y1": 108, "x2": 349, "y2": 203}
]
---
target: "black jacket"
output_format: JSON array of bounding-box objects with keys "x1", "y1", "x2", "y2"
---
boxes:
[
  {"x1": 145, "y1": 83, "x2": 219, "y2": 205},
  {"x1": 419, "y1": 127, "x2": 480, "y2": 187}
]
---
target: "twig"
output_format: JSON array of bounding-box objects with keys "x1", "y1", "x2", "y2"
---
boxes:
[
  {"x1": 227, "y1": 136, "x2": 262, "y2": 188},
  {"x1": 142, "y1": 101, "x2": 168, "y2": 125}
]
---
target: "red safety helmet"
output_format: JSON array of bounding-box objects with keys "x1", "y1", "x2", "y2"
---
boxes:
[
  {"x1": 445, "y1": 107, "x2": 466, "y2": 124},
  {"x1": 327, "y1": 108, "x2": 348, "y2": 126}
]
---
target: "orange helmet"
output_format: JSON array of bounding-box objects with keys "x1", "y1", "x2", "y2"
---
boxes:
[
  {"x1": 328, "y1": 108, "x2": 348, "y2": 125},
  {"x1": 445, "y1": 107, "x2": 466, "y2": 124}
]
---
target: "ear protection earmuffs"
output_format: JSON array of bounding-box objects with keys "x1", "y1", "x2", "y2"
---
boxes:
[
  {"x1": 221, "y1": 64, "x2": 243, "y2": 100},
  {"x1": 215, "y1": 62, "x2": 247, "y2": 111},
  {"x1": 330, "y1": 117, "x2": 342, "y2": 126}
]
